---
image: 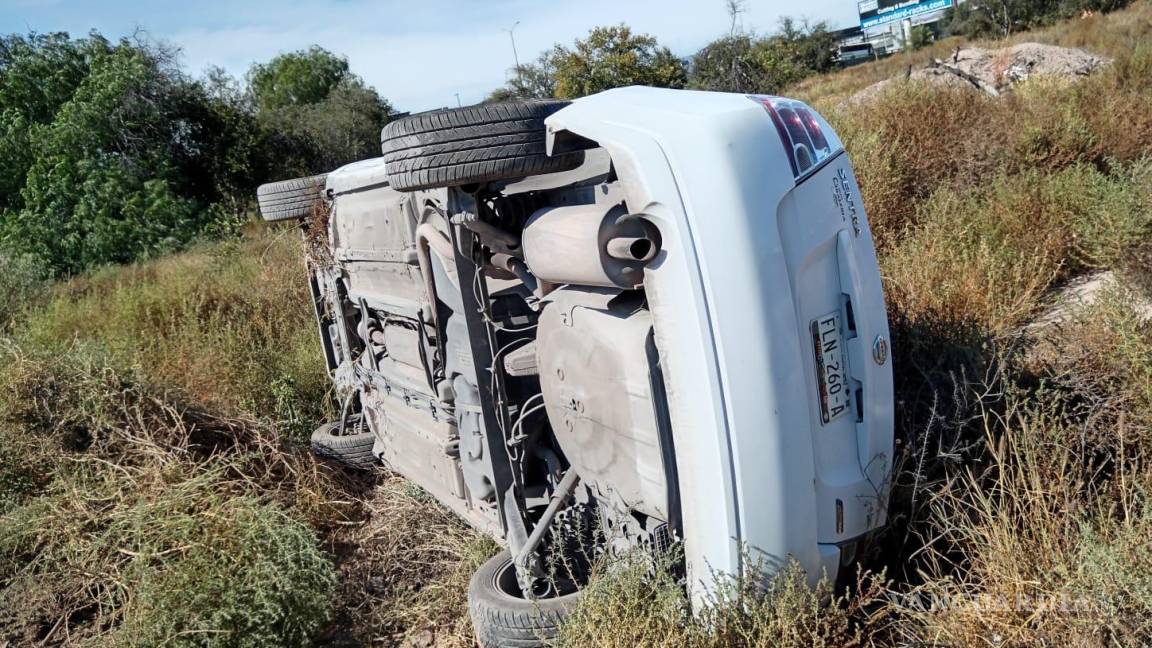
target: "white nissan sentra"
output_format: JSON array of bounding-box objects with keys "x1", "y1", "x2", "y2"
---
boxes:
[{"x1": 257, "y1": 86, "x2": 893, "y2": 647}]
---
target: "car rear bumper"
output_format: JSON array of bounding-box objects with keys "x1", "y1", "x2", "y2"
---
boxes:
[{"x1": 547, "y1": 88, "x2": 893, "y2": 599}]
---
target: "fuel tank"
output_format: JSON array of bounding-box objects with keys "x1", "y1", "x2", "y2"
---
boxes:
[{"x1": 535, "y1": 288, "x2": 669, "y2": 522}]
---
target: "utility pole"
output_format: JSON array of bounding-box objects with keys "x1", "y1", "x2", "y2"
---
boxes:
[
  {"x1": 454, "y1": 93, "x2": 462, "y2": 107},
  {"x1": 504, "y1": 21, "x2": 522, "y2": 87}
]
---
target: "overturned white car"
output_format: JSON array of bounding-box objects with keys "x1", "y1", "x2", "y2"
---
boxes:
[{"x1": 257, "y1": 87, "x2": 893, "y2": 647}]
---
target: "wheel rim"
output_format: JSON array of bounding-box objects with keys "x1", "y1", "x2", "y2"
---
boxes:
[{"x1": 492, "y1": 558, "x2": 579, "y2": 601}]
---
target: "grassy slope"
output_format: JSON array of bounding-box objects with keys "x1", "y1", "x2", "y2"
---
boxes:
[
  {"x1": 0, "y1": 230, "x2": 491, "y2": 646},
  {"x1": 2, "y1": 4, "x2": 1152, "y2": 645}
]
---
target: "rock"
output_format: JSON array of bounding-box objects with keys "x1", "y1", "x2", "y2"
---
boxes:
[
  {"x1": 1028, "y1": 270, "x2": 1152, "y2": 332},
  {"x1": 943, "y1": 42, "x2": 1109, "y2": 93},
  {"x1": 844, "y1": 42, "x2": 1110, "y2": 106}
]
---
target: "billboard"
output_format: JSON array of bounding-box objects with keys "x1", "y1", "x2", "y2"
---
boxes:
[{"x1": 858, "y1": 0, "x2": 953, "y2": 28}]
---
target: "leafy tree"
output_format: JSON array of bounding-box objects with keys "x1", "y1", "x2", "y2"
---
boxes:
[
  {"x1": 247, "y1": 46, "x2": 349, "y2": 112},
  {"x1": 775, "y1": 18, "x2": 836, "y2": 75},
  {"x1": 940, "y1": 0, "x2": 1131, "y2": 37},
  {"x1": 0, "y1": 32, "x2": 96, "y2": 123},
  {"x1": 0, "y1": 32, "x2": 396, "y2": 276},
  {"x1": 191, "y1": 66, "x2": 268, "y2": 213},
  {"x1": 6, "y1": 40, "x2": 205, "y2": 274},
  {"x1": 486, "y1": 53, "x2": 557, "y2": 102},
  {"x1": 549, "y1": 25, "x2": 686, "y2": 99},
  {"x1": 265, "y1": 78, "x2": 393, "y2": 174},
  {"x1": 689, "y1": 35, "x2": 778, "y2": 94},
  {"x1": 689, "y1": 18, "x2": 836, "y2": 95},
  {"x1": 941, "y1": 0, "x2": 1048, "y2": 36},
  {"x1": 908, "y1": 25, "x2": 935, "y2": 50},
  {"x1": 247, "y1": 47, "x2": 392, "y2": 176},
  {"x1": 0, "y1": 33, "x2": 105, "y2": 211}
]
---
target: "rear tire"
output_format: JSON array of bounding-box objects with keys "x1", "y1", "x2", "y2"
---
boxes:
[
  {"x1": 468, "y1": 550, "x2": 579, "y2": 648},
  {"x1": 381, "y1": 101, "x2": 584, "y2": 192},
  {"x1": 310, "y1": 418, "x2": 376, "y2": 469},
  {"x1": 256, "y1": 174, "x2": 328, "y2": 221}
]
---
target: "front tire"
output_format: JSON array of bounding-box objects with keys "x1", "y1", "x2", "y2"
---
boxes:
[{"x1": 468, "y1": 550, "x2": 579, "y2": 648}]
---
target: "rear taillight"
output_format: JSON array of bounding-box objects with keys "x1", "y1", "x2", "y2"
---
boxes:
[
  {"x1": 794, "y1": 106, "x2": 829, "y2": 152},
  {"x1": 748, "y1": 95, "x2": 840, "y2": 179}
]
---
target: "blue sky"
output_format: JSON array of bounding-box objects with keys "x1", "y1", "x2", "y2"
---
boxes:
[{"x1": 0, "y1": 0, "x2": 858, "y2": 111}]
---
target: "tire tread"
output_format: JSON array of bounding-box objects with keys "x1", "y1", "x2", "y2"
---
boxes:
[
  {"x1": 256, "y1": 174, "x2": 327, "y2": 222},
  {"x1": 381, "y1": 101, "x2": 585, "y2": 191},
  {"x1": 310, "y1": 421, "x2": 376, "y2": 469},
  {"x1": 467, "y1": 551, "x2": 577, "y2": 648}
]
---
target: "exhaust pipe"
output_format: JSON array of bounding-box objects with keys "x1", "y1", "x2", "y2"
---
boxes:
[
  {"x1": 606, "y1": 236, "x2": 657, "y2": 262},
  {"x1": 521, "y1": 203, "x2": 661, "y2": 288}
]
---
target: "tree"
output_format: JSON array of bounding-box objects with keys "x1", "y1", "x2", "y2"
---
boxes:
[
  {"x1": 689, "y1": 18, "x2": 837, "y2": 95},
  {"x1": 279, "y1": 78, "x2": 393, "y2": 172},
  {"x1": 940, "y1": 0, "x2": 1132, "y2": 38},
  {"x1": 941, "y1": 0, "x2": 1084, "y2": 37},
  {"x1": 3, "y1": 37, "x2": 207, "y2": 274},
  {"x1": 0, "y1": 32, "x2": 105, "y2": 211},
  {"x1": 247, "y1": 47, "x2": 392, "y2": 176},
  {"x1": 247, "y1": 46, "x2": 349, "y2": 112},
  {"x1": 908, "y1": 25, "x2": 934, "y2": 50},
  {"x1": 548, "y1": 25, "x2": 687, "y2": 99},
  {"x1": 486, "y1": 53, "x2": 557, "y2": 102},
  {"x1": 774, "y1": 18, "x2": 836, "y2": 77},
  {"x1": 688, "y1": 35, "x2": 771, "y2": 94},
  {"x1": 725, "y1": 0, "x2": 748, "y2": 35},
  {"x1": 0, "y1": 32, "x2": 396, "y2": 276}
]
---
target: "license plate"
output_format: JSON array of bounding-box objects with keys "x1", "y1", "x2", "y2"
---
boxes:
[{"x1": 811, "y1": 312, "x2": 851, "y2": 425}]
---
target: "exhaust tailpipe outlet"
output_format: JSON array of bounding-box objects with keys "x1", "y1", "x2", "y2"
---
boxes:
[
  {"x1": 521, "y1": 203, "x2": 661, "y2": 288},
  {"x1": 606, "y1": 236, "x2": 657, "y2": 262}
]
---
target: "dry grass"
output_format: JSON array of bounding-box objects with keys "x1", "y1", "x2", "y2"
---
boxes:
[
  {"x1": 324, "y1": 478, "x2": 497, "y2": 647},
  {"x1": 557, "y1": 552, "x2": 886, "y2": 648},
  {"x1": 802, "y1": 2, "x2": 1152, "y2": 261},
  {"x1": 22, "y1": 228, "x2": 331, "y2": 433},
  {"x1": 0, "y1": 229, "x2": 490, "y2": 646},
  {"x1": 787, "y1": 4, "x2": 1152, "y2": 646},
  {"x1": 882, "y1": 162, "x2": 1152, "y2": 334},
  {"x1": 0, "y1": 345, "x2": 350, "y2": 646},
  {"x1": 4, "y1": 4, "x2": 1152, "y2": 645},
  {"x1": 883, "y1": 411, "x2": 1152, "y2": 646}
]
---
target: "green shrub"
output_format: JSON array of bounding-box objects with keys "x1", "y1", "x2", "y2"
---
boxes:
[
  {"x1": 0, "y1": 466, "x2": 335, "y2": 647},
  {"x1": 0, "y1": 36, "x2": 214, "y2": 276},
  {"x1": 0, "y1": 252, "x2": 45, "y2": 327},
  {"x1": 0, "y1": 338, "x2": 363, "y2": 645},
  {"x1": 0, "y1": 33, "x2": 394, "y2": 277}
]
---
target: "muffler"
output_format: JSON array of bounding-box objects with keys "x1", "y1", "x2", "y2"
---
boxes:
[{"x1": 521, "y1": 203, "x2": 661, "y2": 288}]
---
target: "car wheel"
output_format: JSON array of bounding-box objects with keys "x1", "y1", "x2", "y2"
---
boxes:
[
  {"x1": 381, "y1": 101, "x2": 585, "y2": 192},
  {"x1": 310, "y1": 417, "x2": 376, "y2": 469},
  {"x1": 256, "y1": 174, "x2": 328, "y2": 221},
  {"x1": 468, "y1": 550, "x2": 580, "y2": 648}
]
